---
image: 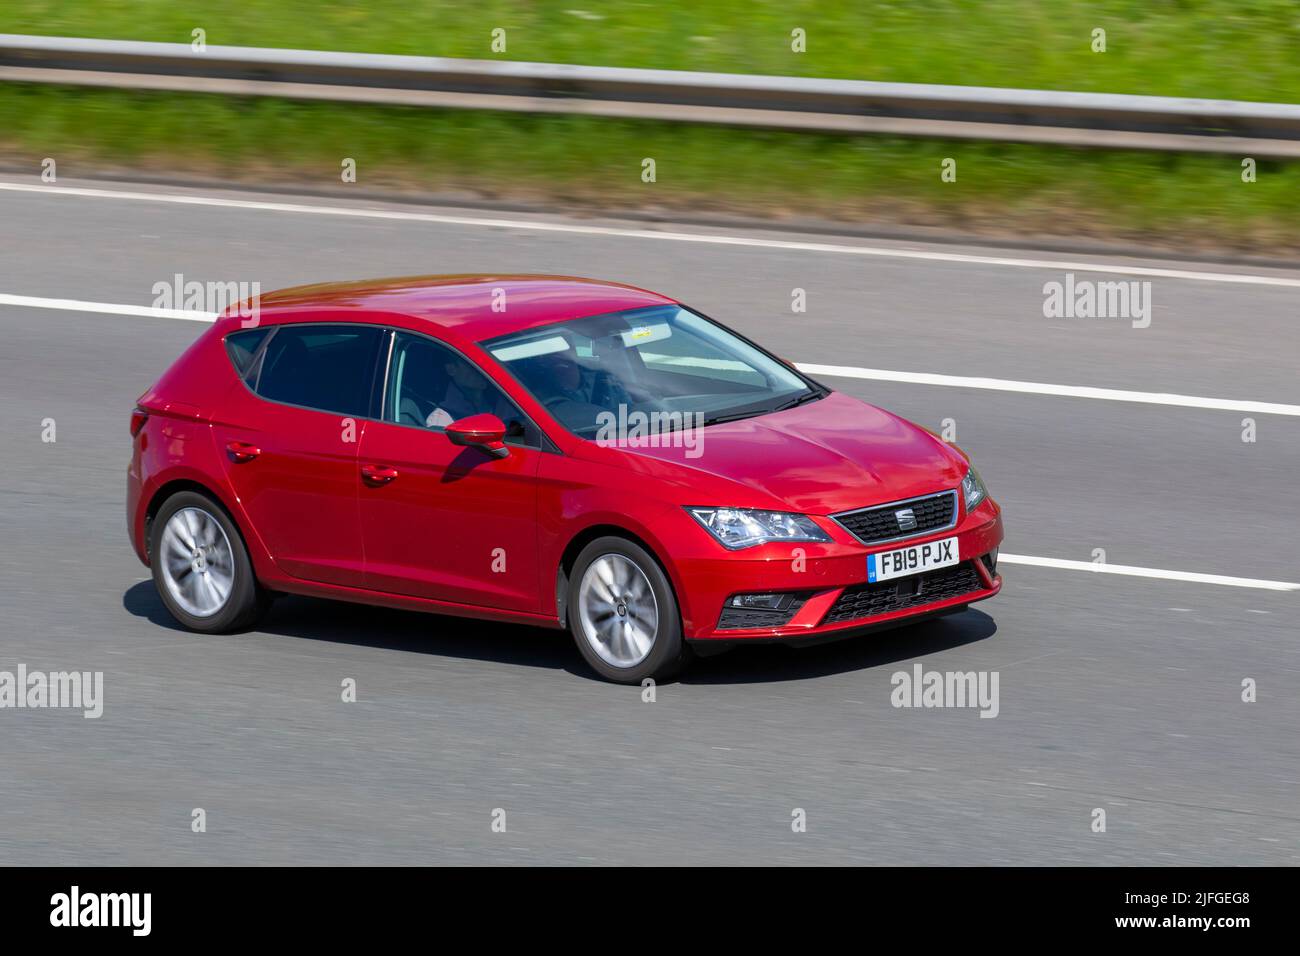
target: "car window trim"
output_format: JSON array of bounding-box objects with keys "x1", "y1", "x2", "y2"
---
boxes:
[{"x1": 376, "y1": 329, "x2": 397, "y2": 422}]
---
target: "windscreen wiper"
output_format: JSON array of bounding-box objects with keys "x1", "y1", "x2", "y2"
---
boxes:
[
  {"x1": 700, "y1": 408, "x2": 769, "y2": 427},
  {"x1": 771, "y1": 389, "x2": 826, "y2": 413},
  {"x1": 703, "y1": 390, "x2": 825, "y2": 427}
]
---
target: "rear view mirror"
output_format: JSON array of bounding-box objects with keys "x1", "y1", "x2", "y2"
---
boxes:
[{"x1": 445, "y1": 413, "x2": 509, "y2": 459}]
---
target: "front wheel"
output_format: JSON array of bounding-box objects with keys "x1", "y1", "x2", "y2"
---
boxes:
[
  {"x1": 149, "y1": 490, "x2": 269, "y2": 633},
  {"x1": 567, "y1": 536, "x2": 691, "y2": 684}
]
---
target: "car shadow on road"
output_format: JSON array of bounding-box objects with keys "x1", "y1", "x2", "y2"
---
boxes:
[
  {"x1": 122, "y1": 580, "x2": 572, "y2": 670},
  {"x1": 123, "y1": 581, "x2": 996, "y2": 685},
  {"x1": 681, "y1": 610, "x2": 997, "y2": 685}
]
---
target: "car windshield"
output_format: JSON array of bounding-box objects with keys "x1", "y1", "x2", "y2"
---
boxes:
[{"x1": 482, "y1": 304, "x2": 821, "y2": 438}]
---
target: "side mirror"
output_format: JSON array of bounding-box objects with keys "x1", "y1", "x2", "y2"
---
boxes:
[{"x1": 445, "y1": 413, "x2": 509, "y2": 459}]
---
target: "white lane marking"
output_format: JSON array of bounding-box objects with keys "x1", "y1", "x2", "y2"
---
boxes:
[
  {"x1": 2, "y1": 291, "x2": 1297, "y2": 417},
  {"x1": 998, "y1": 554, "x2": 1299, "y2": 591},
  {"x1": 4, "y1": 181, "x2": 1300, "y2": 288},
  {"x1": 0, "y1": 293, "x2": 215, "y2": 321},
  {"x1": 797, "y1": 363, "x2": 1300, "y2": 417}
]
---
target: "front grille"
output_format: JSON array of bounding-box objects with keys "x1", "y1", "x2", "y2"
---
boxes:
[
  {"x1": 717, "y1": 595, "x2": 808, "y2": 630},
  {"x1": 833, "y1": 490, "x2": 957, "y2": 546},
  {"x1": 821, "y1": 561, "x2": 983, "y2": 626}
]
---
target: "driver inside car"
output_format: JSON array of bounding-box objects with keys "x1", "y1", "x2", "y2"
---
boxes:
[
  {"x1": 542, "y1": 354, "x2": 593, "y2": 403},
  {"x1": 426, "y1": 357, "x2": 522, "y2": 430},
  {"x1": 529, "y1": 353, "x2": 631, "y2": 435}
]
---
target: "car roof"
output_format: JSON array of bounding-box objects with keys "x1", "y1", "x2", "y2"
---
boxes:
[{"x1": 252, "y1": 275, "x2": 678, "y2": 341}]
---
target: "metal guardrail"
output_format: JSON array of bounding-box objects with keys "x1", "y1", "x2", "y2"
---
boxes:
[{"x1": 3, "y1": 34, "x2": 1299, "y2": 156}]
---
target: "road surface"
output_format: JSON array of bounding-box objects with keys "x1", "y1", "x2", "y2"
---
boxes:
[{"x1": 1, "y1": 177, "x2": 1296, "y2": 864}]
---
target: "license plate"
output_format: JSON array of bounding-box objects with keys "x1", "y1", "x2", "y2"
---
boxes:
[{"x1": 868, "y1": 536, "x2": 959, "y2": 583}]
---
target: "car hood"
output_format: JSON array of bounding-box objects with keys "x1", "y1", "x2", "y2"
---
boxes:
[{"x1": 580, "y1": 391, "x2": 968, "y2": 515}]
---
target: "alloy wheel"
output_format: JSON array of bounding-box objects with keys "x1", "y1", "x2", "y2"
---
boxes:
[
  {"x1": 158, "y1": 507, "x2": 236, "y2": 618},
  {"x1": 576, "y1": 553, "x2": 660, "y2": 668}
]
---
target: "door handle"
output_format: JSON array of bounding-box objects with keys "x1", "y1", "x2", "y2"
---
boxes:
[
  {"x1": 226, "y1": 441, "x2": 261, "y2": 463},
  {"x1": 361, "y1": 464, "x2": 399, "y2": 485}
]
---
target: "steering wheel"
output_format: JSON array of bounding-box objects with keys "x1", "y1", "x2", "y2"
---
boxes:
[{"x1": 592, "y1": 369, "x2": 637, "y2": 409}]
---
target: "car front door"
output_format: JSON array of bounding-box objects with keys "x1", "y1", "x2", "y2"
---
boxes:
[
  {"x1": 211, "y1": 322, "x2": 384, "y2": 587},
  {"x1": 357, "y1": 330, "x2": 543, "y2": 612}
]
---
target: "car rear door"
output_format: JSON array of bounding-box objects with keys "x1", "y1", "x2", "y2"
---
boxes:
[
  {"x1": 357, "y1": 330, "x2": 543, "y2": 612},
  {"x1": 211, "y1": 322, "x2": 385, "y2": 588}
]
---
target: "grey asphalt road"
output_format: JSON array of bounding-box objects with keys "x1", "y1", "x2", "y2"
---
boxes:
[{"x1": 1, "y1": 177, "x2": 1297, "y2": 865}]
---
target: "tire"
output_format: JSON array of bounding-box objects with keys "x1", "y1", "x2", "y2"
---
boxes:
[
  {"x1": 149, "y1": 490, "x2": 269, "y2": 633},
  {"x1": 567, "y1": 536, "x2": 692, "y2": 684}
]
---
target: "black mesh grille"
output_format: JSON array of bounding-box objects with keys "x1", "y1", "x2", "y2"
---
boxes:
[
  {"x1": 834, "y1": 491, "x2": 956, "y2": 545},
  {"x1": 717, "y1": 595, "x2": 808, "y2": 630},
  {"x1": 821, "y1": 561, "x2": 983, "y2": 625}
]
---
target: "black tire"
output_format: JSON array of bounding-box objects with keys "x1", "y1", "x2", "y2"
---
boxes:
[
  {"x1": 567, "y1": 536, "x2": 692, "y2": 684},
  {"x1": 149, "y1": 490, "x2": 269, "y2": 633}
]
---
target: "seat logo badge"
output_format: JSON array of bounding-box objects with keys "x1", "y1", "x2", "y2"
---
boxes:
[{"x1": 895, "y1": 508, "x2": 918, "y2": 531}]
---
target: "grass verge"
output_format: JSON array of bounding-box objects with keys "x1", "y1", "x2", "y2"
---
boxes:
[
  {"x1": 2, "y1": 1, "x2": 1300, "y2": 101},
  {"x1": 3, "y1": 84, "x2": 1300, "y2": 254}
]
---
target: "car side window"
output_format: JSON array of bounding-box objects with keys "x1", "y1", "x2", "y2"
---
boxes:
[
  {"x1": 254, "y1": 325, "x2": 384, "y2": 417},
  {"x1": 385, "y1": 332, "x2": 540, "y2": 447},
  {"x1": 224, "y1": 327, "x2": 271, "y2": 381}
]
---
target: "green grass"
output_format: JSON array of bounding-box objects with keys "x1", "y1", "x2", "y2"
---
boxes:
[
  {"x1": 2, "y1": 2, "x2": 1299, "y2": 250},
  {"x1": 3, "y1": 0, "x2": 1300, "y2": 101},
  {"x1": 5, "y1": 83, "x2": 1299, "y2": 251}
]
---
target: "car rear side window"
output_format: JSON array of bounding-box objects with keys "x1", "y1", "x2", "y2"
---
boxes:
[
  {"x1": 254, "y1": 325, "x2": 384, "y2": 417},
  {"x1": 225, "y1": 327, "x2": 272, "y2": 381}
]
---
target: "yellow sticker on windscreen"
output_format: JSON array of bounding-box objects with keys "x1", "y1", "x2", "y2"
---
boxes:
[{"x1": 619, "y1": 323, "x2": 671, "y2": 347}]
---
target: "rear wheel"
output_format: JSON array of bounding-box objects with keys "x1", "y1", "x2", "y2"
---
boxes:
[
  {"x1": 149, "y1": 490, "x2": 268, "y2": 633},
  {"x1": 568, "y1": 536, "x2": 692, "y2": 684}
]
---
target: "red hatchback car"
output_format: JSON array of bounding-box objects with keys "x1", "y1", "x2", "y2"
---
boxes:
[{"x1": 128, "y1": 275, "x2": 1002, "y2": 682}]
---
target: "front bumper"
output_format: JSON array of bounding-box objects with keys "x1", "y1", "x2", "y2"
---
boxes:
[{"x1": 677, "y1": 497, "x2": 1003, "y2": 642}]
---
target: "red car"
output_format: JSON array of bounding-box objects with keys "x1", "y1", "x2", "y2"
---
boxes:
[{"x1": 128, "y1": 276, "x2": 1002, "y2": 682}]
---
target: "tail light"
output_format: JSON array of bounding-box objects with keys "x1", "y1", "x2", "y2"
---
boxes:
[{"x1": 130, "y1": 407, "x2": 149, "y2": 437}]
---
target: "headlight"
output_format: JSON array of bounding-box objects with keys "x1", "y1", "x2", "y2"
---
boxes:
[
  {"x1": 687, "y1": 507, "x2": 831, "y2": 550},
  {"x1": 961, "y1": 468, "x2": 988, "y2": 513}
]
